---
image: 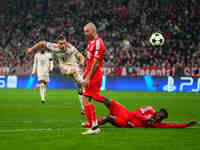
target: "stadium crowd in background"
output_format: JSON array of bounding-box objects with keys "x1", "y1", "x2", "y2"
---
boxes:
[{"x1": 0, "y1": 0, "x2": 200, "y2": 76}]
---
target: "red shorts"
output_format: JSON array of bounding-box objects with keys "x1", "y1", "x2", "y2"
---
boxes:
[
  {"x1": 108, "y1": 101, "x2": 130, "y2": 127},
  {"x1": 83, "y1": 72, "x2": 102, "y2": 99}
]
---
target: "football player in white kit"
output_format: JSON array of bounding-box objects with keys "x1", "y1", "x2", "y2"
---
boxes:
[
  {"x1": 32, "y1": 49, "x2": 53, "y2": 103},
  {"x1": 27, "y1": 35, "x2": 85, "y2": 114}
]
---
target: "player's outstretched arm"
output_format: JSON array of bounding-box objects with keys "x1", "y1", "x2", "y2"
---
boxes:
[
  {"x1": 26, "y1": 41, "x2": 47, "y2": 54},
  {"x1": 151, "y1": 120, "x2": 197, "y2": 128}
]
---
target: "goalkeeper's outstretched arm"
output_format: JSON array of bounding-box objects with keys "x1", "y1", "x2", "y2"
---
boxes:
[{"x1": 26, "y1": 41, "x2": 47, "y2": 54}]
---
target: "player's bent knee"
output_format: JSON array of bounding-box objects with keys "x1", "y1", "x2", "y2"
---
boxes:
[
  {"x1": 70, "y1": 68, "x2": 77, "y2": 75},
  {"x1": 107, "y1": 115, "x2": 115, "y2": 121},
  {"x1": 102, "y1": 97, "x2": 112, "y2": 106}
]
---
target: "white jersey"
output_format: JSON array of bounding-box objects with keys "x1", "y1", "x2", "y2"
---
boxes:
[
  {"x1": 32, "y1": 52, "x2": 53, "y2": 79},
  {"x1": 46, "y1": 42, "x2": 79, "y2": 67}
]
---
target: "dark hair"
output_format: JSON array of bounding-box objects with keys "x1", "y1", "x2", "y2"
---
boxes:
[
  {"x1": 159, "y1": 108, "x2": 168, "y2": 119},
  {"x1": 56, "y1": 34, "x2": 65, "y2": 42}
]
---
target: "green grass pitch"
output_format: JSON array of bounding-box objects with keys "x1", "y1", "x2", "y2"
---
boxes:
[{"x1": 0, "y1": 88, "x2": 200, "y2": 150}]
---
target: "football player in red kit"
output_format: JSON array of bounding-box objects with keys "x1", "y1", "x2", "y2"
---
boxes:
[
  {"x1": 82, "y1": 99, "x2": 197, "y2": 128},
  {"x1": 81, "y1": 23, "x2": 109, "y2": 135}
]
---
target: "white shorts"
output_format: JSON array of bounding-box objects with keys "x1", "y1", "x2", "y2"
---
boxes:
[
  {"x1": 38, "y1": 74, "x2": 50, "y2": 83},
  {"x1": 61, "y1": 65, "x2": 83, "y2": 76},
  {"x1": 61, "y1": 65, "x2": 83, "y2": 87}
]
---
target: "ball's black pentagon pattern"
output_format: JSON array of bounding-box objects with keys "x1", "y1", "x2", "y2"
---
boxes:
[{"x1": 149, "y1": 32, "x2": 165, "y2": 47}]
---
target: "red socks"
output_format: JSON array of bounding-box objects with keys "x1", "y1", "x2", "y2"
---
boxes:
[
  {"x1": 84, "y1": 104, "x2": 98, "y2": 128},
  {"x1": 84, "y1": 105, "x2": 92, "y2": 127},
  {"x1": 90, "y1": 104, "x2": 98, "y2": 127}
]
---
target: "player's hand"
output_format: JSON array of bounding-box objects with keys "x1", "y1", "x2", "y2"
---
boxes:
[
  {"x1": 82, "y1": 78, "x2": 90, "y2": 87},
  {"x1": 80, "y1": 60, "x2": 85, "y2": 67},
  {"x1": 26, "y1": 48, "x2": 32, "y2": 54},
  {"x1": 187, "y1": 120, "x2": 197, "y2": 127}
]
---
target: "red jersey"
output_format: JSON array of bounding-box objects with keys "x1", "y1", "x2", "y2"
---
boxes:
[
  {"x1": 128, "y1": 106, "x2": 189, "y2": 128},
  {"x1": 128, "y1": 106, "x2": 156, "y2": 127},
  {"x1": 84, "y1": 37, "x2": 105, "y2": 78}
]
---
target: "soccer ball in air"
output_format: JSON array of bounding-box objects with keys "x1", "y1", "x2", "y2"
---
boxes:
[{"x1": 149, "y1": 32, "x2": 165, "y2": 47}]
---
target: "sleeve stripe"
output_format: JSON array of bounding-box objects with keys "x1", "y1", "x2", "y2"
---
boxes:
[
  {"x1": 96, "y1": 39, "x2": 100, "y2": 54},
  {"x1": 94, "y1": 38, "x2": 105, "y2": 59}
]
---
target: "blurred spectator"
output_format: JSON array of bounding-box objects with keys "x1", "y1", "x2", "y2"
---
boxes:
[{"x1": 0, "y1": 0, "x2": 199, "y2": 76}]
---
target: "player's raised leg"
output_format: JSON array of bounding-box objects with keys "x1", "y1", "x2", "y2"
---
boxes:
[{"x1": 70, "y1": 67, "x2": 85, "y2": 114}]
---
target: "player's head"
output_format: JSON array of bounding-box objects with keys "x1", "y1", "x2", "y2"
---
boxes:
[
  {"x1": 84, "y1": 22, "x2": 97, "y2": 40},
  {"x1": 154, "y1": 108, "x2": 168, "y2": 122},
  {"x1": 56, "y1": 34, "x2": 67, "y2": 50}
]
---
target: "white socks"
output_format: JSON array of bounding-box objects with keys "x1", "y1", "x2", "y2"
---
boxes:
[
  {"x1": 78, "y1": 94, "x2": 84, "y2": 110},
  {"x1": 40, "y1": 83, "x2": 46, "y2": 102},
  {"x1": 76, "y1": 74, "x2": 84, "y2": 85}
]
